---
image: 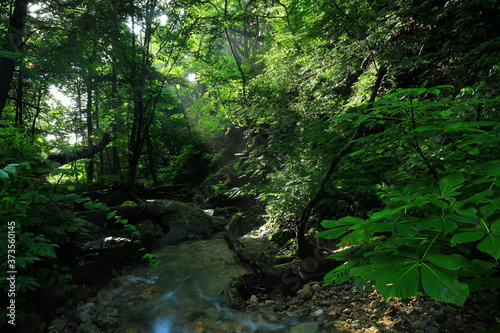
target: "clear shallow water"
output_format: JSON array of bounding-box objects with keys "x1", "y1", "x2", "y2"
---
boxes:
[{"x1": 106, "y1": 233, "x2": 293, "y2": 333}]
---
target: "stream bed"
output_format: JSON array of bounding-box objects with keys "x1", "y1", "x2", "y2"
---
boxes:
[{"x1": 89, "y1": 232, "x2": 299, "y2": 333}]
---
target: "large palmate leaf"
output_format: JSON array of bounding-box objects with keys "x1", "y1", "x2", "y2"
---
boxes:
[
  {"x1": 439, "y1": 174, "x2": 465, "y2": 199},
  {"x1": 351, "y1": 255, "x2": 413, "y2": 282},
  {"x1": 421, "y1": 263, "x2": 469, "y2": 306},
  {"x1": 376, "y1": 263, "x2": 420, "y2": 298}
]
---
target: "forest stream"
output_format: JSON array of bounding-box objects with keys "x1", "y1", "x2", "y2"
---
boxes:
[
  {"x1": 68, "y1": 200, "x2": 498, "y2": 333},
  {"x1": 85, "y1": 231, "x2": 299, "y2": 333}
]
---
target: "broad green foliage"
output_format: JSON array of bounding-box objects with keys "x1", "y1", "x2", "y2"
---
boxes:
[
  {"x1": 1, "y1": 0, "x2": 499, "y2": 311},
  {"x1": 318, "y1": 87, "x2": 500, "y2": 306},
  {"x1": 0, "y1": 125, "x2": 94, "y2": 323}
]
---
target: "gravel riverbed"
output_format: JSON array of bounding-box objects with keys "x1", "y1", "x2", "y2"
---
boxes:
[{"x1": 239, "y1": 280, "x2": 499, "y2": 333}]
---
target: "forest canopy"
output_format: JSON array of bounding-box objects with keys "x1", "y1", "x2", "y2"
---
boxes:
[{"x1": 1, "y1": 0, "x2": 499, "y2": 321}]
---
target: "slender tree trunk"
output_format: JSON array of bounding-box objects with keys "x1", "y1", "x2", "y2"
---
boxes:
[
  {"x1": 86, "y1": 84, "x2": 94, "y2": 183},
  {"x1": 224, "y1": 0, "x2": 247, "y2": 98},
  {"x1": 0, "y1": 0, "x2": 29, "y2": 118},
  {"x1": 126, "y1": 1, "x2": 156, "y2": 189},
  {"x1": 31, "y1": 91, "x2": 43, "y2": 136},
  {"x1": 94, "y1": 93, "x2": 105, "y2": 181},
  {"x1": 127, "y1": 81, "x2": 145, "y2": 189},
  {"x1": 14, "y1": 70, "x2": 24, "y2": 126},
  {"x1": 146, "y1": 135, "x2": 158, "y2": 185},
  {"x1": 111, "y1": 70, "x2": 121, "y2": 176}
]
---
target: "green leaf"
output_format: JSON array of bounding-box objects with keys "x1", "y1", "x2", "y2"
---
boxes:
[
  {"x1": 479, "y1": 161, "x2": 500, "y2": 177},
  {"x1": 444, "y1": 121, "x2": 500, "y2": 132},
  {"x1": 0, "y1": 170, "x2": 9, "y2": 179},
  {"x1": 447, "y1": 214, "x2": 480, "y2": 224},
  {"x1": 370, "y1": 208, "x2": 395, "y2": 220},
  {"x1": 376, "y1": 263, "x2": 420, "y2": 298},
  {"x1": 439, "y1": 174, "x2": 465, "y2": 197},
  {"x1": 321, "y1": 216, "x2": 362, "y2": 228},
  {"x1": 395, "y1": 223, "x2": 417, "y2": 239},
  {"x1": 361, "y1": 221, "x2": 395, "y2": 238},
  {"x1": 316, "y1": 226, "x2": 351, "y2": 239},
  {"x1": 491, "y1": 221, "x2": 500, "y2": 233},
  {"x1": 451, "y1": 231, "x2": 485, "y2": 245},
  {"x1": 324, "y1": 261, "x2": 357, "y2": 285},
  {"x1": 332, "y1": 113, "x2": 360, "y2": 122},
  {"x1": 352, "y1": 256, "x2": 412, "y2": 281},
  {"x1": 454, "y1": 204, "x2": 477, "y2": 216},
  {"x1": 4, "y1": 164, "x2": 18, "y2": 174},
  {"x1": 413, "y1": 124, "x2": 443, "y2": 132},
  {"x1": 426, "y1": 216, "x2": 458, "y2": 234},
  {"x1": 481, "y1": 204, "x2": 497, "y2": 217},
  {"x1": 406, "y1": 87, "x2": 427, "y2": 98},
  {"x1": 425, "y1": 254, "x2": 470, "y2": 270},
  {"x1": 429, "y1": 197, "x2": 448, "y2": 209},
  {"x1": 106, "y1": 211, "x2": 116, "y2": 220},
  {"x1": 421, "y1": 263, "x2": 469, "y2": 306},
  {"x1": 353, "y1": 277, "x2": 372, "y2": 293},
  {"x1": 83, "y1": 202, "x2": 94, "y2": 210},
  {"x1": 477, "y1": 234, "x2": 500, "y2": 259}
]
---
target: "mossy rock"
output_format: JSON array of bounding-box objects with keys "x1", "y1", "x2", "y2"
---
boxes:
[{"x1": 156, "y1": 202, "x2": 214, "y2": 246}]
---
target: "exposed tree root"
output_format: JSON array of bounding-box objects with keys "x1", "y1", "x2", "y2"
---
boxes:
[{"x1": 224, "y1": 232, "x2": 339, "y2": 298}]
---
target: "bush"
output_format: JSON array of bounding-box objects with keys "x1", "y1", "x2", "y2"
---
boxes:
[
  {"x1": 0, "y1": 125, "x2": 91, "y2": 325},
  {"x1": 317, "y1": 87, "x2": 500, "y2": 306}
]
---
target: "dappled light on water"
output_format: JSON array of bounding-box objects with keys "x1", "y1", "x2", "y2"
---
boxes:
[
  {"x1": 147, "y1": 271, "x2": 287, "y2": 332},
  {"x1": 109, "y1": 232, "x2": 289, "y2": 332},
  {"x1": 152, "y1": 317, "x2": 174, "y2": 333}
]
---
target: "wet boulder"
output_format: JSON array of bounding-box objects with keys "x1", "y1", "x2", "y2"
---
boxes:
[{"x1": 155, "y1": 202, "x2": 214, "y2": 247}]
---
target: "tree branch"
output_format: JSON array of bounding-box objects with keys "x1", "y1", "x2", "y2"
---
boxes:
[
  {"x1": 295, "y1": 65, "x2": 387, "y2": 258},
  {"x1": 48, "y1": 133, "x2": 114, "y2": 166}
]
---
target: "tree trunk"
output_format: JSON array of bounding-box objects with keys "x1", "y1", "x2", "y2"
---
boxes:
[
  {"x1": 111, "y1": 70, "x2": 122, "y2": 176},
  {"x1": 14, "y1": 70, "x2": 24, "y2": 126},
  {"x1": 126, "y1": 86, "x2": 145, "y2": 189},
  {"x1": 0, "y1": 0, "x2": 29, "y2": 118},
  {"x1": 146, "y1": 135, "x2": 158, "y2": 185},
  {"x1": 86, "y1": 83, "x2": 95, "y2": 182}
]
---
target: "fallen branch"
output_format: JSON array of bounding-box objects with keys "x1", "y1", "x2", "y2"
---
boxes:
[
  {"x1": 224, "y1": 232, "x2": 337, "y2": 297},
  {"x1": 48, "y1": 133, "x2": 114, "y2": 166}
]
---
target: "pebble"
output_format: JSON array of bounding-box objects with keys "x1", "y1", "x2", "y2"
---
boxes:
[
  {"x1": 78, "y1": 322, "x2": 101, "y2": 333},
  {"x1": 297, "y1": 284, "x2": 313, "y2": 300},
  {"x1": 312, "y1": 309, "x2": 324, "y2": 318},
  {"x1": 48, "y1": 317, "x2": 67, "y2": 332},
  {"x1": 249, "y1": 294, "x2": 258, "y2": 305},
  {"x1": 264, "y1": 300, "x2": 275, "y2": 307},
  {"x1": 243, "y1": 280, "x2": 497, "y2": 333}
]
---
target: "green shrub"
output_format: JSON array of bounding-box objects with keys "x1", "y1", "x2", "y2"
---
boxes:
[{"x1": 318, "y1": 87, "x2": 500, "y2": 306}]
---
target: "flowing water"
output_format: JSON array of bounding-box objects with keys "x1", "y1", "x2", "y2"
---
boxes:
[{"x1": 99, "y1": 232, "x2": 296, "y2": 333}]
